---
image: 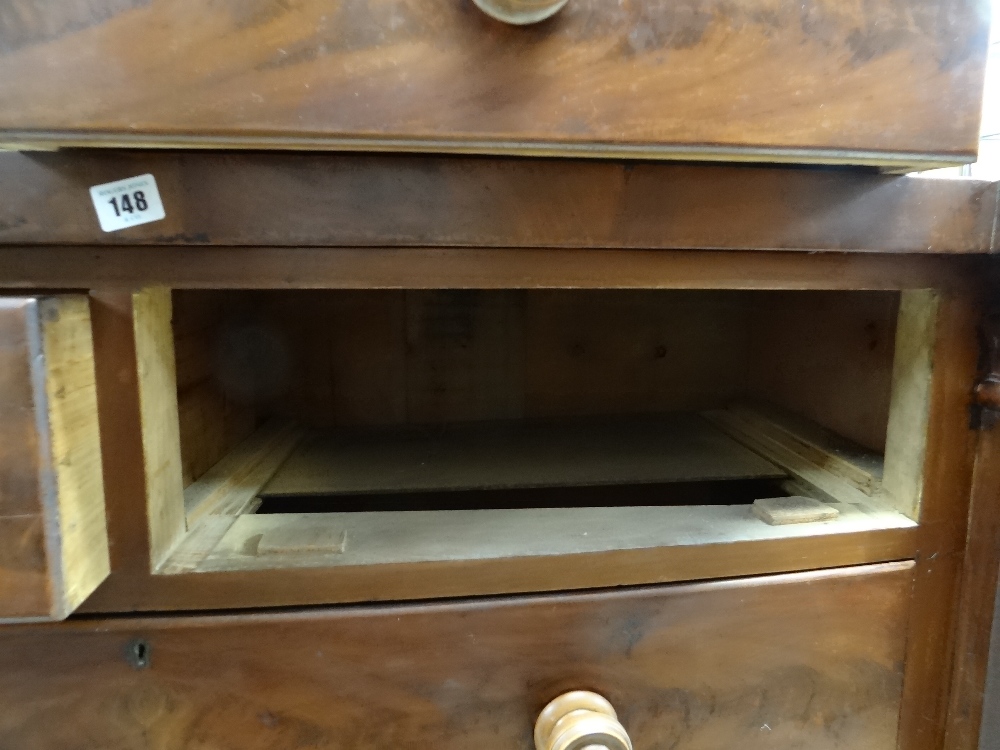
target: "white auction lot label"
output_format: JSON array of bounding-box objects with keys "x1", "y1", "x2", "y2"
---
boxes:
[{"x1": 89, "y1": 173, "x2": 165, "y2": 232}]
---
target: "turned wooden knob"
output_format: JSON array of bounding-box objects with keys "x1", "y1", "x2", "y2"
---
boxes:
[
  {"x1": 534, "y1": 691, "x2": 633, "y2": 750},
  {"x1": 471, "y1": 0, "x2": 569, "y2": 25}
]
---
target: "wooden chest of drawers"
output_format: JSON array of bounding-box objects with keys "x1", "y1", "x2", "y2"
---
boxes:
[{"x1": 0, "y1": 150, "x2": 997, "y2": 750}]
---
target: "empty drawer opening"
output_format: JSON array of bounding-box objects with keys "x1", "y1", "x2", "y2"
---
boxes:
[{"x1": 136, "y1": 287, "x2": 929, "y2": 588}]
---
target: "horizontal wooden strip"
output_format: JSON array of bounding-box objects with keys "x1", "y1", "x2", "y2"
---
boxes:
[
  {"x1": 705, "y1": 409, "x2": 876, "y2": 507},
  {"x1": 0, "y1": 132, "x2": 978, "y2": 170},
  {"x1": 0, "y1": 152, "x2": 995, "y2": 252},
  {"x1": 191, "y1": 502, "x2": 912, "y2": 573},
  {"x1": 709, "y1": 403, "x2": 884, "y2": 495},
  {"x1": 86, "y1": 516, "x2": 918, "y2": 612},
  {"x1": 0, "y1": 247, "x2": 986, "y2": 292}
]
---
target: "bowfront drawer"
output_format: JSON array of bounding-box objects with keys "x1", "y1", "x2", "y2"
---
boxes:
[
  {"x1": 0, "y1": 562, "x2": 911, "y2": 749},
  {"x1": 0, "y1": 0, "x2": 989, "y2": 169},
  {"x1": 0, "y1": 296, "x2": 109, "y2": 622}
]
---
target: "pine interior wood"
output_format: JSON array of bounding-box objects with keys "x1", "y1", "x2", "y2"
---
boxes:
[
  {"x1": 132, "y1": 288, "x2": 186, "y2": 568},
  {"x1": 37, "y1": 296, "x2": 111, "y2": 616},
  {"x1": 882, "y1": 289, "x2": 939, "y2": 519},
  {"x1": 704, "y1": 407, "x2": 880, "y2": 507},
  {"x1": 0, "y1": 296, "x2": 109, "y2": 622},
  {"x1": 260, "y1": 414, "x2": 785, "y2": 498},
  {"x1": 172, "y1": 290, "x2": 260, "y2": 486},
  {"x1": 0, "y1": 0, "x2": 990, "y2": 167},
  {"x1": 173, "y1": 289, "x2": 897, "y2": 441},
  {"x1": 751, "y1": 496, "x2": 840, "y2": 525},
  {"x1": 746, "y1": 290, "x2": 899, "y2": 453},
  {"x1": 180, "y1": 501, "x2": 913, "y2": 575},
  {"x1": 183, "y1": 419, "x2": 304, "y2": 525},
  {"x1": 0, "y1": 563, "x2": 915, "y2": 750},
  {"x1": 720, "y1": 401, "x2": 883, "y2": 495},
  {"x1": 154, "y1": 404, "x2": 917, "y2": 586}
]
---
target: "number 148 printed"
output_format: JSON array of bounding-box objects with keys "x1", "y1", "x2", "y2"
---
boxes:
[{"x1": 89, "y1": 173, "x2": 166, "y2": 232}]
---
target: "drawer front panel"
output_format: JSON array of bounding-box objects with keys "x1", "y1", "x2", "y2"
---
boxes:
[
  {"x1": 0, "y1": 0, "x2": 989, "y2": 167},
  {"x1": 0, "y1": 296, "x2": 109, "y2": 622},
  {"x1": 0, "y1": 562, "x2": 912, "y2": 748}
]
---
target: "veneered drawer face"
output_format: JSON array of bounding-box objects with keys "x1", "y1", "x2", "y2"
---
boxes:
[
  {"x1": 0, "y1": 296, "x2": 109, "y2": 622},
  {"x1": 0, "y1": 562, "x2": 912, "y2": 749},
  {"x1": 0, "y1": 0, "x2": 989, "y2": 168}
]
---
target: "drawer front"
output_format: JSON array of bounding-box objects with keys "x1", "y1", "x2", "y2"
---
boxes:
[
  {"x1": 0, "y1": 296, "x2": 109, "y2": 622},
  {"x1": 0, "y1": 0, "x2": 989, "y2": 168},
  {"x1": 0, "y1": 562, "x2": 911, "y2": 749}
]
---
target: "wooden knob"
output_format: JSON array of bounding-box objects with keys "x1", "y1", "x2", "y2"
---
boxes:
[
  {"x1": 534, "y1": 691, "x2": 633, "y2": 750},
  {"x1": 471, "y1": 0, "x2": 569, "y2": 25}
]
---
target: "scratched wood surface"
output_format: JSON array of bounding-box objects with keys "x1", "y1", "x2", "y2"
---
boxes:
[
  {"x1": 0, "y1": 151, "x2": 998, "y2": 252},
  {"x1": 0, "y1": 300, "x2": 53, "y2": 619},
  {"x1": 0, "y1": 563, "x2": 913, "y2": 750},
  {"x1": 0, "y1": 0, "x2": 990, "y2": 167}
]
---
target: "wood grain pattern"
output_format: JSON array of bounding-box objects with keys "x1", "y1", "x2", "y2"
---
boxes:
[
  {"x1": 719, "y1": 401, "x2": 884, "y2": 496},
  {"x1": 0, "y1": 296, "x2": 109, "y2": 622},
  {"x1": 172, "y1": 290, "x2": 260, "y2": 486},
  {"x1": 89, "y1": 291, "x2": 158, "y2": 579},
  {"x1": 0, "y1": 152, "x2": 997, "y2": 253},
  {"x1": 132, "y1": 288, "x2": 186, "y2": 568},
  {"x1": 183, "y1": 501, "x2": 911, "y2": 577},
  {"x1": 0, "y1": 248, "x2": 986, "y2": 295},
  {"x1": 404, "y1": 290, "x2": 525, "y2": 424},
  {"x1": 751, "y1": 496, "x2": 840, "y2": 525},
  {"x1": 882, "y1": 289, "x2": 940, "y2": 519},
  {"x1": 241, "y1": 290, "x2": 751, "y2": 430},
  {"x1": 84, "y1": 511, "x2": 918, "y2": 611},
  {"x1": 746, "y1": 290, "x2": 900, "y2": 453},
  {"x1": 184, "y1": 420, "x2": 304, "y2": 524},
  {"x1": 943, "y1": 409, "x2": 1000, "y2": 750},
  {"x1": 897, "y1": 292, "x2": 981, "y2": 750},
  {"x1": 37, "y1": 296, "x2": 110, "y2": 615},
  {"x1": 0, "y1": 0, "x2": 990, "y2": 166},
  {"x1": 176, "y1": 289, "x2": 903, "y2": 453},
  {"x1": 704, "y1": 408, "x2": 880, "y2": 508},
  {"x1": 523, "y1": 290, "x2": 749, "y2": 418},
  {"x1": 0, "y1": 563, "x2": 914, "y2": 750}
]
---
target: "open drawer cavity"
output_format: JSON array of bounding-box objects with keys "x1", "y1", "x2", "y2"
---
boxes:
[{"x1": 134, "y1": 288, "x2": 932, "y2": 599}]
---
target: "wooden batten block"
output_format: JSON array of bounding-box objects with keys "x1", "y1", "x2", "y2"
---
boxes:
[
  {"x1": 752, "y1": 496, "x2": 840, "y2": 526},
  {"x1": 257, "y1": 518, "x2": 347, "y2": 556}
]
